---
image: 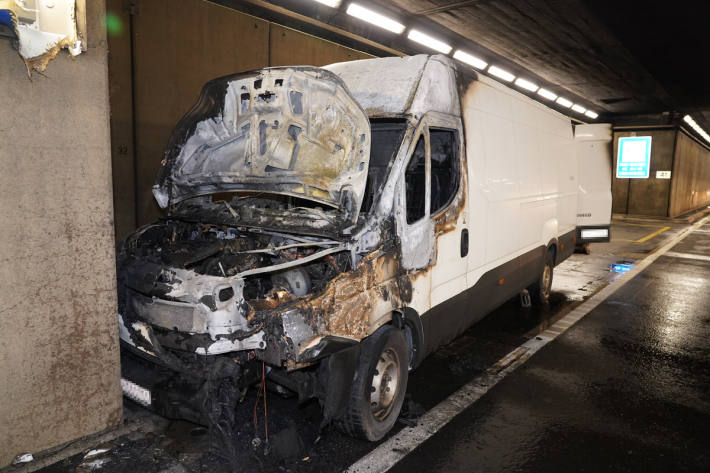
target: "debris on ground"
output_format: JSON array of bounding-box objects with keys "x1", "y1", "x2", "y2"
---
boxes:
[{"x1": 12, "y1": 453, "x2": 33, "y2": 465}]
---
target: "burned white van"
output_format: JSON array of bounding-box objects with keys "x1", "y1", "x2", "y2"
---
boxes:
[{"x1": 118, "y1": 54, "x2": 582, "y2": 441}]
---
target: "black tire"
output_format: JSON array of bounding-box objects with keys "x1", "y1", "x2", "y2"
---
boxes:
[
  {"x1": 335, "y1": 326, "x2": 409, "y2": 441},
  {"x1": 529, "y1": 249, "x2": 554, "y2": 305}
]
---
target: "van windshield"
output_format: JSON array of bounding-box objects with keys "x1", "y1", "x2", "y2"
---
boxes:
[{"x1": 361, "y1": 119, "x2": 409, "y2": 213}]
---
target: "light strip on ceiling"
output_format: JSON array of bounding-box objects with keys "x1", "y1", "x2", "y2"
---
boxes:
[
  {"x1": 684, "y1": 115, "x2": 710, "y2": 142},
  {"x1": 514, "y1": 78, "x2": 538, "y2": 92},
  {"x1": 556, "y1": 97, "x2": 573, "y2": 108},
  {"x1": 453, "y1": 50, "x2": 488, "y2": 70},
  {"x1": 312, "y1": 0, "x2": 341, "y2": 8},
  {"x1": 585, "y1": 110, "x2": 599, "y2": 119},
  {"x1": 571, "y1": 104, "x2": 586, "y2": 114},
  {"x1": 408, "y1": 29, "x2": 452, "y2": 54},
  {"x1": 537, "y1": 88, "x2": 558, "y2": 101},
  {"x1": 346, "y1": 3, "x2": 405, "y2": 34},
  {"x1": 488, "y1": 65, "x2": 515, "y2": 82}
]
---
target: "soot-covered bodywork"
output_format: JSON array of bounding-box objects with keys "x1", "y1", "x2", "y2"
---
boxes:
[{"x1": 116, "y1": 60, "x2": 464, "y2": 431}]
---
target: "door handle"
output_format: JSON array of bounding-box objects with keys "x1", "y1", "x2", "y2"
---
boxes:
[{"x1": 461, "y1": 228, "x2": 469, "y2": 257}]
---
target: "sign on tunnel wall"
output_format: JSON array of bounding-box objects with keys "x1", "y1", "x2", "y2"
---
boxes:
[{"x1": 616, "y1": 136, "x2": 652, "y2": 178}]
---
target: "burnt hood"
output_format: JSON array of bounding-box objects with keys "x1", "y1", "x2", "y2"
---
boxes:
[{"x1": 153, "y1": 66, "x2": 371, "y2": 221}]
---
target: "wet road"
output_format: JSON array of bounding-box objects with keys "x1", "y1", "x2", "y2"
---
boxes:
[
  {"x1": 387, "y1": 220, "x2": 710, "y2": 473},
  {"x1": 31, "y1": 217, "x2": 706, "y2": 473}
]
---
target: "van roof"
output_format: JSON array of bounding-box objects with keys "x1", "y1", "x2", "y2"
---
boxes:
[{"x1": 325, "y1": 54, "x2": 460, "y2": 118}]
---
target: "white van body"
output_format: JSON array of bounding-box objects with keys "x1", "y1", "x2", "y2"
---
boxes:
[
  {"x1": 117, "y1": 54, "x2": 595, "y2": 441},
  {"x1": 327, "y1": 54, "x2": 578, "y2": 350},
  {"x1": 575, "y1": 123, "x2": 613, "y2": 244}
]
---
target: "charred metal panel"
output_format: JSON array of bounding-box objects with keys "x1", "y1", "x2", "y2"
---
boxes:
[
  {"x1": 325, "y1": 55, "x2": 429, "y2": 116},
  {"x1": 153, "y1": 67, "x2": 371, "y2": 224}
]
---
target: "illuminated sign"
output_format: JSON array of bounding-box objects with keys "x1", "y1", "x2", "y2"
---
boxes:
[{"x1": 616, "y1": 136, "x2": 652, "y2": 178}]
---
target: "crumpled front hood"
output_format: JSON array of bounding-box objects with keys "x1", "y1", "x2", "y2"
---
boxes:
[{"x1": 153, "y1": 66, "x2": 371, "y2": 222}]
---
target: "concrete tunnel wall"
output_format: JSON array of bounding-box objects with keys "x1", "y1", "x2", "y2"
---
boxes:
[
  {"x1": 612, "y1": 128, "x2": 710, "y2": 217},
  {"x1": 0, "y1": 2, "x2": 122, "y2": 467},
  {"x1": 669, "y1": 130, "x2": 710, "y2": 217},
  {"x1": 107, "y1": 0, "x2": 376, "y2": 240}
]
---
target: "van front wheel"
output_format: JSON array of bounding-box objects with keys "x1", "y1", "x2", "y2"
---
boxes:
[{"x1": 335, "y1": 326, "x2": 408, "y2": 441}]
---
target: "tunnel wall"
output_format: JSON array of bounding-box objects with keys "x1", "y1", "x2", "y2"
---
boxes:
[
  {"x1": 612, "y1": 128, "x2": 710, "y2": 217},
  {"x1": 107, "y1": 0, "x2": 375, "y2": 239},
  {"x1": 611, "y1": 129, "x2": 676, "y2": 216},
  {"x1": 668, "y1": 130, "x2": 710, "y2": 217},
  {"x1": 0, "y1": 2, "x2": 122, "y2": 467}
]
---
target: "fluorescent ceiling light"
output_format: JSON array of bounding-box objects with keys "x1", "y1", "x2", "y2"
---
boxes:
[
  {"x1": 453, "y1": 50, "x2": 487, "y2": 70},
  {"x1": 571, "y1": 104, "x2": 586, "y2": 113},
  {"x1": 585, "y1": 110, "x2": 599, "y2": 119},
  {"x1": 556, "y1": 97, "x2": 573, "y2": 108},
  {"x1": 514, "y1": 78, "x2": 538, "y2": 92},
  {"x1": 346, "y1": 3, "x2": 405, "y2": 34},
  {"x1": 537, "y1": 88, "x2": 557, "y2": 101},
  {"x1": 684, "y1": 114, "x2": 710, "y2": 143},
  {"x1": 407, "y1": 29, "x2": 452, "y2": 54},
  {"x1": 313, "y1": 0, "x2": 341, "y2": 7},
  {"x1": 488, "y1": 65, "x2": 515, "y2": 82}
]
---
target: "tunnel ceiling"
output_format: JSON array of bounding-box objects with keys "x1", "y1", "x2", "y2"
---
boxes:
[
  {"x1": 225, "y1": 0, "x2": 710, "y2": 129},
  {"x1": 375, "y1": 0, "x2": 710, "y2": 125}
]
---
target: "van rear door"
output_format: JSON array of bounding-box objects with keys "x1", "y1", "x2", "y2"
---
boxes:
[{"x1": 575, "y1": 123, "x2": 613, "y2": 246}]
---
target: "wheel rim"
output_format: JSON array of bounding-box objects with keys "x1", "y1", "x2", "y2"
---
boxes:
[
  {"x1": 370, "y1": 348, "x2": 400, "y2": 421},
  {"x1": 541, "y1": 264, "x2": 552, "y2": 299}
]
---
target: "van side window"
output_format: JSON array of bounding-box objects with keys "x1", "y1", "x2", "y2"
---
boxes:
[
  {"x1": 361, "y1": 120, "x2": 408, "y2": 213},
  {"x1": 405, "y1": 136, "x2": 427, "y2": 224},
  {"x1": 430, "y1": 128, "x2": 459, "y2": 214}
]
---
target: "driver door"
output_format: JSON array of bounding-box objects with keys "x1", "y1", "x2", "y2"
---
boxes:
[{"x1": 395, "y1": 124, "x2": 435, "y2": 271}]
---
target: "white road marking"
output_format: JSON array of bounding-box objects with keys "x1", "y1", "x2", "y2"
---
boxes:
[
  {"x1": 345, "y1": 216, "x2": 710, "y2": 473},
  {"x1": 663, "y1": 251, "x2": 710, "y2": 262}
]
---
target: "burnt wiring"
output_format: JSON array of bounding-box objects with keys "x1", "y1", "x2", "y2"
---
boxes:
[{"x1": 253, "y1": 361, "x2": 269, "y2": 443}]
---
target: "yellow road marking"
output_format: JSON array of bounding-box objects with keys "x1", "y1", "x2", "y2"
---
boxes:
[{"x1": 635, "y1": 226, "x2": 671, "y2": 243}]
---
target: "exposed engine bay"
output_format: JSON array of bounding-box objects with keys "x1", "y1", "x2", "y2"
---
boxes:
[{"x1": 117, "y1": 193, "x2": 359, "y2": 366}]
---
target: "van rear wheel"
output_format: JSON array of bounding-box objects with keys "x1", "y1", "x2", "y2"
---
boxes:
[
  {"x1": 335, "y1": 326, "x2": 408, "y2": 441},
  {"x1": 529, "y1": 249, "x2": 554, "y2": 305}
]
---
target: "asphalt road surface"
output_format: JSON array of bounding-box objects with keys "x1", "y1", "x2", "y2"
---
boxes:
[{"x1": 32, "y1": 217, "x2": 709, "y2": 473}]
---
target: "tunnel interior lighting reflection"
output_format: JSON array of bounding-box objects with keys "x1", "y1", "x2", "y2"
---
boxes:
[
  {"x1": 312, "y1": 0, "x2": 341, "y2": 7},
  {"x1": 346, "y1": 3, "x2": 405, "y2": 34},
  {"x1": 514, "y1": 78, "x2": 538, "y2": 92},
  {"x1": 488, "y1": 65, "x2": 515, "y2": 82},
  {"x1": 408, "y1": 29, "x2": 452, "y2": 53},
  {"x1": 453, "y1": 50, "x2": 488, "y2": 70},
  {"x1": 611, "y1": 261, "x2": 634, "y2": 273}
]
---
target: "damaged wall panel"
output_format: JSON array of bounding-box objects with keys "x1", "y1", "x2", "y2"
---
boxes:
[
  {"x1": 0, "y1": 0, "x2": 86, "y2": 72},
  {"x1": 0, "y1": 1, "x2": 121, "y2": 468}
]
